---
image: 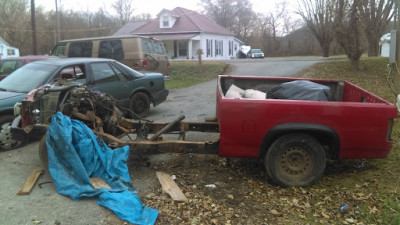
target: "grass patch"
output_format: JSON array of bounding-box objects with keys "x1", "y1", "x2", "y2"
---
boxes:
[
  {"x1": 295, "y1": 57, "x2": 395, "y2": 101},
  {"x1": 295, "y1": 57, "x2": 400, "y2": 224},
  {"x1": 165, "y1": 61, "x2": 227, "y2": 90}
]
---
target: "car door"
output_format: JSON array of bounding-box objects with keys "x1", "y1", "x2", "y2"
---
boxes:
[{"x1": 87, "y1": 62, "x2": 131, "y2": 106}]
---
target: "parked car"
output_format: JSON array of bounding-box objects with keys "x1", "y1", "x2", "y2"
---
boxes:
[
  {"x1": 0, "y1": 55, "x2": 57, "y2": 80},
  {"x1": 247, "y1": 49, "x2": 265, "y2": 58},
  {"x1": 0, "y1": 57, "x2": 168, "y2": 150},
  {"x1": 50, "y1": 35, "x2": 170, "y2": 76}
]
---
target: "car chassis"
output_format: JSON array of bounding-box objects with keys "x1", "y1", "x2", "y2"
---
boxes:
[{"x1": 12, "y1": 82, "x2": 220, "y2": 165}]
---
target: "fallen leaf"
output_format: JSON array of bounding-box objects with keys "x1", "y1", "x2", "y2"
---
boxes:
[
  {"x1": 32, "y1": 220, "x2": 41, "y2": 224},
  {"x1": 226, "y1": 194, "x2": 234, "y2": 200},
  {"x1": 271, "y1": 209, "x2": 279, "y2": 215},
  {"x1": 292, "y1": 198, "x2": 299, "y2": 206},
  {"x1": 321, "y1": 212, "x2": 330, "y2": 219},
  {"x1": 368, "y1": 206, "x2": 378, "y2": 214},
  {"x1": 345, "y1": 218, "x2": 356, "y2": 224},
  {"x1": 145, "y1": 193, "x2": 156, "y2": 199},
  {"x1": 313, "y1": 213, "x2": 320, "y2": 218}
]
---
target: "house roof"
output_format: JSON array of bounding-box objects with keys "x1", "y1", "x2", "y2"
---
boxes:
[
  {"x1": 119, "y1": 7, "x2": 234, "y2": 36},
  {"x1": 147, "y1": 33, "x2": 199, "y2": 40},
  {"x1": 113, "y1": 21, "x2": 148, "y2": 36}
]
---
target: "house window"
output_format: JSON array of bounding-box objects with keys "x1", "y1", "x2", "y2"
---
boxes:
[
  {"x1": 7, "y1": 49, "x2": 15, "y2": 56},
  {"x1": 229, "y1": 41, "x2": 233, "y2": 56},
  {"x1": 163, "y1": 15, "x2": 169, "y2": 27},
  {"x1": 178, "y1": 41, "x2": 188, "y2": 57},
  {"x1": 207, "y1": 39, "x2": 213, "y2": 57},
  {"x1": 215, "y1": 40, "x2": 223, "y2": 56}
]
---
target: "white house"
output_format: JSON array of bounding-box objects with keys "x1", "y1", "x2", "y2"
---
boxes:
[
  {"x1": 114, "y1": 7, "x2": 244, "y2": 60},
  {"x1": 0, "y1": 36, "x2": 19, "y2": 59},
  {"x1": 379, "y1": 33, "x2": 390, "y2": 57}
]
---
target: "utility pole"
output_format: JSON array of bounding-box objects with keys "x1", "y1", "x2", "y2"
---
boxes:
[
  {"x1": 56, "y1": 0, "x2": 60, "y2": 42},
  {"x1": 396, "y1": 0, "x2": 400, "y2": 65},
  {"x1": 31, "y1": 0, "x2": 37, "y2": 55}
]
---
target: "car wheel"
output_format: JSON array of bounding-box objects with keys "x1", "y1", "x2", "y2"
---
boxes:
[
  {"x1": 38, "y1": 135, "x2": 49, "y2": 172},
  {"x1": 265, "y1": 133, "x2": 326, "y2": 187},
  {"x1": 129, "y1": 92, "x2": 150, "y2": 117},
  {"x1": 0, "y1": 115, "x2": 23, "y2": 151}
]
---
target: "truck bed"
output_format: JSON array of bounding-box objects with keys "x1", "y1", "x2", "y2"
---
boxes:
[
  {"x1": 216, "y1": 75, "x2": 398, "y2": 159},
  {"x1": 219, "y1": 76, "x2": 389, "y2": 103}
]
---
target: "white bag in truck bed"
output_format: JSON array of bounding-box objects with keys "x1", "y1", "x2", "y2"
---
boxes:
[
  {"x1": 243, "y1": 89, "x2": 266, "y2": 99},
  {"x1": 225, "y1": 84, "x2": 244, "y2": 98}
]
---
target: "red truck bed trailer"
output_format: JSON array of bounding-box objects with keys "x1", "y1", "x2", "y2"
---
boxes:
[
  {"x1": 216, "y1": 75, "x2": 397, "y2": 186},
  {"x1": 13, "y1": 75, "x2": 398, "y2": 187}
]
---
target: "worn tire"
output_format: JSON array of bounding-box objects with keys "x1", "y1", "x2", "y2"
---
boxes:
[
  {"x1": 265, "y1": 133, "x2": 326, "y2": 187},
  {"x1": 129, "y1": 92, "x2": 150, "y2": 117},
  {"x1": 39, "y1": 135, "x2": 49, "y2": 172},
  {"x1": 0, "y1": 115, "x2": 23, "y2": 151}
]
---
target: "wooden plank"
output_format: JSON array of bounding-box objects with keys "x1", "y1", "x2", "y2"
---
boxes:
[
  {"x1": 90, "y1": 177, "x2": 111, "y2": 189},
  {"x1": 17, "y1": 168, "x2": 44, "y2": 195},
  {"x1": 156, "y1": 172, "x2": 188, "y2": 202}
]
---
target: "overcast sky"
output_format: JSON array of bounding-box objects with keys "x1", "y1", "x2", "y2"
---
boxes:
[{"x1": 35, "y1": 0, "x2": 289, "y2": 18}]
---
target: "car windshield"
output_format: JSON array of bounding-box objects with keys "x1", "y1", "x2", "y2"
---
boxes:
[
  {"x1": 0, "y1": 63, "x2": 58, "y2": 93},
  {"x1": 0, "y1": 60, "x2": 22, "y2": 75},
  {"x1": 252, "y1": 49, "x2": 262, "y2": 53}
]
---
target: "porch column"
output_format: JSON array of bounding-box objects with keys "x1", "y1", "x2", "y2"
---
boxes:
[{"x1": 188, "y1": 40, "x2": 193, "y2": 59}]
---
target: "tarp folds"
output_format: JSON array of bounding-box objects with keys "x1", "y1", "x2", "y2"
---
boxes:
[
  {"x1": 46, "y1": 112, "x2": 158, "y2": 225},
  {"x1": 267, "y1": 80, "x2": 334, "y2": 101}
]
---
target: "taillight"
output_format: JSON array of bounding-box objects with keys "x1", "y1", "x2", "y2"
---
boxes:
[
  {"x1": 143, "y1": 60, "x2": 148, "y2": 67},
  {"x1": 167, "y1": 62, "x2": 170, "y2": 68}
]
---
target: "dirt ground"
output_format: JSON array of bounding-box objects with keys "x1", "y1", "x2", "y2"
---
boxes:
[
  {"x1": 111, "y1": 151, "x2": 272, "y2": 225},
  {"x1": 105, "y1": 149, "x2": 368, "y2": 225}
]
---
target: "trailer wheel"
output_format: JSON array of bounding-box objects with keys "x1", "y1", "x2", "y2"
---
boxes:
[
  {"x1": 39, "y1": 135, "x2": 49, "y2": 172},
  {"x1": 265, "y1": 133, "x2": 326, "y2": 187},
  {"x1": 129, "y1": 92, "x2": 150, "y2": 117}
]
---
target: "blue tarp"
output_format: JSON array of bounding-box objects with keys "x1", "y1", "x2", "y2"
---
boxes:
[{"x1": 46, "y1": 112, "x2": 158, "y2": 225}]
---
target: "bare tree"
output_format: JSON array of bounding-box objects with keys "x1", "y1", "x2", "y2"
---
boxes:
[
  {"x1": 0, "y1": 0, "x2": 32, "y2": 54},
  {"x1": 296, "y1": 0, "x2": 336, "y2": 57},
  {"x1": 334, "y1": 0, "x2": 366, "y2": 70},
  {"x1": 358, "y1": 0, "x2": 394, "y2": 56},
  {"x1": 112, "y1": 0, "x2": 134, "y2": 25},
  {"x1": 266, "y1": 1, "x2": 290, "y2": 52},
  {"x1": 133, "y1": 13, "x2": 152, "y2": 21},
  {"x1": 201, "y1": 0, "x2": 254, "y2": 36},
  {"x1": 230, "y1": 6, "x2": 257, "y2": 43}
]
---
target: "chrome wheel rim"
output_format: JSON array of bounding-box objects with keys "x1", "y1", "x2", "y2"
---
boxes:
[{"x1": 0, "y1": 121, "x2": 21, "y2": 150}]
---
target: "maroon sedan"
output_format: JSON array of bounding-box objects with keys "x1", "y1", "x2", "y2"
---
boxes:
[{"x1": 0, "y1": 55, "x2": 57, "y2": 80}]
